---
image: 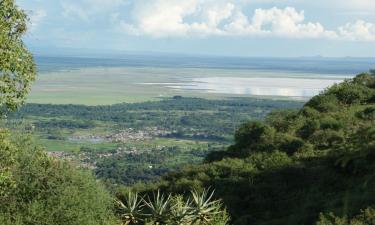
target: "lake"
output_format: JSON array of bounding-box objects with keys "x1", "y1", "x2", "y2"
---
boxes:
[{"x1": 28, "y1": 55, "x2": 374, "y2": 105}]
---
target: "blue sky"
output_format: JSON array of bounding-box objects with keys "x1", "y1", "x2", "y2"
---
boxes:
[{"x1": 17, "y1": 0, "x2": 375, "y2": 57}]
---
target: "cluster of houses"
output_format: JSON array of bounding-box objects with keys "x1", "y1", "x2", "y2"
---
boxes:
[
  {"x1": 48, "y1": 139, "x2": 171, "y2": 170},
  {"x1": 69, "y1": 127, "x2": 173, "y2": 144},
  {"x1": 46, "y1": 127, "x2": 183, "y2": 169},
  {"x1": 108, "y1": 127, "x2": 173, "y2": 142}
]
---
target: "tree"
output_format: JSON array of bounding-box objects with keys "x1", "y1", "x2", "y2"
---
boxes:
[
  {"x1": 305, "y1": 94, "x2": 340, "y2": 112},
  {"x1": 0, "y1": 2, "x2": 118, "y2": 224},
  {"x1": 353, "y1": 73, "x2": 375, "y2": 88},
  {"x1": 0, "y1": 0, "x2": 36, "y2": 115},
  {"x1": 0, "y1": 132, "x2": 117, "y2": 225},
  {"x1": 234, "y1": 121, "x2": 275, "y2": 149}
]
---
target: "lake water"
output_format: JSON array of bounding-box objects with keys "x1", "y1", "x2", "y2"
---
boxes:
[
  {"x1": 162, "y1": 77, "x2": 344, "y2": 98},
  {"x1": 31, "y1": 55, "x2": 374, "y2": 104}
]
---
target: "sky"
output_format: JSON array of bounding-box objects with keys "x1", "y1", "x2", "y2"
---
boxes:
[{"x1": 17, "y1": 0, "x2": 375, "y2": 57}]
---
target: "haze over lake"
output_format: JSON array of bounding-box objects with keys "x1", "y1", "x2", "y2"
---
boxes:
[
  {"x1": 143, "y1": 76, "x2": 347, "y2": 99},
  {"x1": 30, "y1": 55, "x2": 373, "y2": 104}
]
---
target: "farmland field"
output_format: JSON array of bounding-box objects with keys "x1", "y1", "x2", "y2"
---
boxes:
[{"x1": 10, "y1": 55, "x2": 375, "y2": 185}]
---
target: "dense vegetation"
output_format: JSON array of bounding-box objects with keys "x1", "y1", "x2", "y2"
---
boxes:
[
  {"x1": 128, "y1": 72, "x2": 375, "y2": 225},
  {"x1": 10, "y1": 97, "x2": 302, "y2": 141},
  {"x1": 0, "y1": 1, "x2": 117, "y2": 224},
  {"x1": 7, "y1": 97, "x2": 302, "y2": 185},
  {"x1": 2, "y1": 1, "x2": 375, "y2": 224},
  {"x1": 0, "y1": 0, "x2": 36, "y2": 114},
  {"x1": 0, "y1": 131, "x2": 117, "y2": 225},
  {"x1": 115, "y1": 189, "x2": 230, "y2": 225}
]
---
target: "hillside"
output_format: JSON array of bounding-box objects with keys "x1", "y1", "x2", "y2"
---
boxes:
[
  {"x1": 2, "y1": 1, "x2": 375, "y2": 224},
  {"x1": 128, "y1": 72, "x2": 375, "y2": 225}
]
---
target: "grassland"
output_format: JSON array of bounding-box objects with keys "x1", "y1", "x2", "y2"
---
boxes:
[{"x1": 28, "y1": 67, "x2": 345, "y2": 105}]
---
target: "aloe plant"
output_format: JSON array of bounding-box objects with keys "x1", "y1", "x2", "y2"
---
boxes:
[
  {"x1": 116, "y1": 192, "x2": 145, "y2": 225},
  {"x1": 169, "y1": 195, "x2": 194, "y2": 225},
  {"x1": 190, "y1": 189, "x2": 223, "y2": 225},
  {"x1": 116, "y1": 189, "x2": 230, "y2": 225},
  {"x1": 143, "y1": 190, "x2": 172, "y2": 224}
]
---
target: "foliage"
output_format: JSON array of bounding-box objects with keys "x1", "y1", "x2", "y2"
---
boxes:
[
  {"x1": 0, "y1": 130, "x2": 117, "y2": 225},
  {"x1": 116, "y1": 192, "x2": 145, "y2": 225},
  {"x1": 0, "y1": 0, "x2": 36, "y2": 114},
  {"x1": 115, "y1": 189, "x2": 229, "y2": 225},
  {"x1": 133, "y1": 71, "x2": 375, "y2": 225},
  {"x1": 316, "y1": 207, "x2": 375, "y2": 225},
  {"x1": 7, "y1": 97, "x2": 302, "y2": 185}
]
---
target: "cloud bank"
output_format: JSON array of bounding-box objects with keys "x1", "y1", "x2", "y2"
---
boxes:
[
  {"x1": 117, "y1": 0, "x2": 375, "y2": 41},
  {"x1": 21, "y1": 0, "x2": 375, "y2": 42}
]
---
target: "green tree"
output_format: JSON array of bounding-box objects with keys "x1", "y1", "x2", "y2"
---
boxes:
[
  {"x1": 232, "y1": 121, "x2": 275, "y2": 156},
  {"x1": 0, "y1": 132, "x2": 117, "y2": 225},
  {"x1": 0, "y1": 2, "x2": 117, "y2": 224},
  {"x1": 0, "y1": 0, "x2": 36, "y2": 114}
]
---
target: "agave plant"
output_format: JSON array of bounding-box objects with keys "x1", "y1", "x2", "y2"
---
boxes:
[
  {"x1": 116, "y1": 192, "x2": 145, "y2": 225},
  {"x1": 143, "y1": 190, "x2": 172, "y2": 224},
  {"x1": 169, "y1": 195, "x2": 194, "y2": 225},
  {"x1": 190, "y1": 189, "x2": 223, "y2": 225}
]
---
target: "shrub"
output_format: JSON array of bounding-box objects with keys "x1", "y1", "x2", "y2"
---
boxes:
[
  {"x1": 353, "y1": 73, "x2": 375, "y2": 88},
  {"x1": 115, "y1": 189, "x2": 230, "y2": 225},
  {"x1": 320, "y1": 117, "x2": 342, "y2": 131},
  {"x1": 265, "y1": 109, "x2": 299, "y2": 132},
  {"x1": 325, "y1": 82, "x2": 374, "y2": 105},
  {"x1": 356, "y1": 107, "x2": 375, "y2": 121},
  {"x1": 297, "y1": 119, "x2": 320, "y2": 139},
  {"x1": 305, "y1": 94, "x2": 340, "y2": 112},
  {"x1": 233, "y1": 121, "x2": 276, "y2": 156},
  {"x1": 0, "y1": 130, "x2": 117, "y2": 225},
  {"x1": 309, "y1": 130, "x2": 345, "y2": 149},
  {"x1": 316, "y1": 208, "x2": 375, "y2": 225},
  {"x1": 275, "y1": 133, "x2": 306, "y2": 155}
]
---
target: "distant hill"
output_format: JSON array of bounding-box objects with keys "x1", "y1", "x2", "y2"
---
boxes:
[{"x1": 133, "y1": 71, "x2": 375, "y2": 225}]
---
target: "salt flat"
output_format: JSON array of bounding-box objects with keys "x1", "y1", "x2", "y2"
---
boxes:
[
  {"x1": 28, "y1": 56, "x2": 367, "y2": 105},
  {"x1": 163, "y1": 77, "x2": 345, "y2": 98},
  {"x1": 29, "y1": 66, "x2": 352, "y2": 105}
]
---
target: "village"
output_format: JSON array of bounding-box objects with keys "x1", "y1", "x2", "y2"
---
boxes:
[
  {"x1": 69, "y1": 127, "x2": 174, "y2": 143},
  {"x1": 48, "y1": 127, "x2": 177, "y2": 169}
]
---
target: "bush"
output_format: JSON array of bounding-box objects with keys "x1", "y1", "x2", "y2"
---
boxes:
[
  {"x1": 0, "y1": 130, "x2": 117, "y2": 225},
  {"x1": 265, "y1": 109, "x2": 299, "y2": 132},
  {"x1": 316, "y1": 208, "x2": 375, "y2": 225},
  {"x1": 325, "y1": 82, "x2": 374, "y2": 105},
  {"x1": 115, "y1": 189, "x2": 230, "y2": 225},
  {"x1": 309, "y1": 130, "x2": 345, "y2": 149},
  {"x1": 297, "y1": 119, "x2": 320, "y2": 139},
  {"x1": 353, "y1": 73, "x2": 375, "y2": 88},
  {"x1": 234, "y1": 121, "x2": 275, "y2": 153},
  {"x1": 275, "y1": 133, "x2": 306, "y2": 155},
  {"x1": 320, "y1": 117, "x2": 342, "y2": 131},
  {"x1": 356, "y1": 107, "x2": 375, "y2": 121},
  {"x1": 305, "y1": 94, "x2": 340, "y2": 112}
]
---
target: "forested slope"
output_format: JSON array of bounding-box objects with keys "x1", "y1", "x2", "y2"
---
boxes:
[{"x1": 132, "y1": 72, "x2": 375, "y2": 225}]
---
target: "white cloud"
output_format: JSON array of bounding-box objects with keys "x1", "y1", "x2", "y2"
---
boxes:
[
  {"x1": 338, "y1": 20, "x2": 375, "y2": 41},
  {"x1": 231, "y1": 7, "x2": 336, "y2": 39},
  {"x1": 117, "y1": 1, "x2": 375, "y2": 41},
  {"x1": 120, "y1": 3, "x2": 336, "y2": 39}
]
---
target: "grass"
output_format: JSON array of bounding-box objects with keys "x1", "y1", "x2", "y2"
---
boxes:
[
  {"x1": 35, "y1": 135, "x2": 215, "y2": 154},
  {"x1": 36, "y1": 138, "x2": 119, "y2": 153},
  {"x1": 28, "y1": 67, "x2": 335, "y2": 105}
]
